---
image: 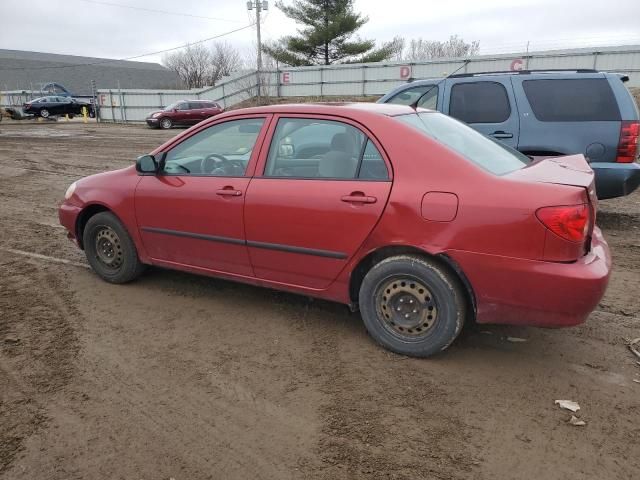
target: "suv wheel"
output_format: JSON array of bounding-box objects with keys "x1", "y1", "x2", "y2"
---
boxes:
[
  {"x1": 359, "y1": 255, "x2": 467, "y2": 357},
  {"x1": 160, "y1": 117, "x2": 172, "y2": 129},
  {"x1": 83, "y1": 212, "x2": 145, "y2": 284}
]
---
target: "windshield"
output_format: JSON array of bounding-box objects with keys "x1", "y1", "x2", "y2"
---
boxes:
[
  {"x1": 164, "y1": 102, "x2": 179, "y2": 111},
  {"x1": 395, "y1": 112, "x2": 528, "y2": 175}
]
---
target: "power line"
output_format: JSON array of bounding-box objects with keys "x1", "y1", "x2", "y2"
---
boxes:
[
  {"x1": 0, "y1": 23, "x2": 256, "y2": 72},
  {"x1": 75, "y1": 0, "x2": 244, "y2": 23}
]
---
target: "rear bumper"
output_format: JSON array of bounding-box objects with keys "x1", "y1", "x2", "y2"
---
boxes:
[
  {"x1": 448, "y1": 227, "x2": 611, "y2": 327},
  {"x1": 592, "y1": 162, "x2": 640, "y2": 200}
]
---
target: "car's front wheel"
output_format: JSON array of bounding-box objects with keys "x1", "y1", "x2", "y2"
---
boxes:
[
  {"x1": 160, "y1": 117, "x2": 172, "y2": 129},
  {"x1": 83, "y1": 212, "x2": 145, "y2": 283},
  {"x1": 359, "y1": 255, "x2": 467, "y2": 357},
  {"x1": 39, "y1": 109, "x2": 50, "y2": 118}
]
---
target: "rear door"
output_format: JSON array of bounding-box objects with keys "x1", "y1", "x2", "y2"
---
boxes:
[
  {"x1": 443, "y1": 78, "x2": 520, "y2": 148},
  {"x1": 243, "y1": 115, "x2": 392, "y2": 289},
  {"x1": 188, "y1": 102, "x2": 207, "y2": 122}
]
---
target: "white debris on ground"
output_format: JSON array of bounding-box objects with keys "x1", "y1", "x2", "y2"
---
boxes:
[{"x1": 555, "y1": 400, "x2": 580, "y2": 412}]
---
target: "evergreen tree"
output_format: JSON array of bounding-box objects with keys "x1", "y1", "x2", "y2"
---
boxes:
[{"x1": 263, "y1": 0, "x2": 397, "y2": 66}]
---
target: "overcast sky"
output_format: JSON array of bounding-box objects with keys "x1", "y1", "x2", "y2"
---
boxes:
[{"x1": 1, "y1": 0, "x2": 639, "y2": 64}]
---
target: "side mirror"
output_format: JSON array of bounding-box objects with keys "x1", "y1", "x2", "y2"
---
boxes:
[{"x1": 136, "y1": 154, "x2": 159, "y2": 173}]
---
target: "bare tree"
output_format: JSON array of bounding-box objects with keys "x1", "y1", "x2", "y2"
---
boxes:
[
  {"x1": 209, "y1": 41, "x2": 243, "y2": 85},
  {"x1": 403, "y1": 35, "x2": 480, "y2": 61},
  {"x1": 163, "y1": 43, "x2": 212, "y2": 89}
]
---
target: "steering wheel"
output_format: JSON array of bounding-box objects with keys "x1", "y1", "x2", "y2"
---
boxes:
[{"x1": 201, "y1": 153, "x2": 231, "y2": 175}]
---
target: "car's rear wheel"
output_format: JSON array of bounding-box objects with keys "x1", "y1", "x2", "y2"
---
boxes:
[
  {"x1": 359, "y1": 255, "x2": 466, "y2": 357},
  {"x1": 40, "y1": 109, "x2": 50, "y2": 118},
  {"x1": 160, "y1": 117, "x2": 172, "y2": 129},
  {"x1": 83, "y1": 212, "x2": 145, "y2": 284}
]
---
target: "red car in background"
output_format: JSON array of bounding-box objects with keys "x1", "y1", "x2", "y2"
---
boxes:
[
  {"x1": 59, "y1": 103, "x2": 611, "y2": 357},
  {"x1": 146, "y1": 100, "x2": 224, "y2": 129}
]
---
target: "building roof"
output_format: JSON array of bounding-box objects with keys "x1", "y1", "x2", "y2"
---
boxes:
[{"x1": 0, "y1": 49, "x2": 180, "y2": 95}]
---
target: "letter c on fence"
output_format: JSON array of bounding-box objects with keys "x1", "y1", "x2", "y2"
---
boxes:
[
  {"x1": 282, "y1": 72, "x2": 290, "y2": 84},
  {"x1": 400, "y1": 65, "x2": 412, "y2": 79},
  {"x1": 510, "y1": 59, "x2": 524, "y2": 71}
]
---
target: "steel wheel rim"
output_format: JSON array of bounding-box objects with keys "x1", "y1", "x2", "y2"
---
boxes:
[
  {"x1": 161, "y1": 118, "x2": 171, "y2": 128},
  {"x1": 40, "y1": 109, "x2": 49, "y2": 118},
  {"x1": 94, "y1": 226, "x2": 124, "y2": 270},
  {"x1": 375, "y1": 276, "x2": 438, "y2": 339}
]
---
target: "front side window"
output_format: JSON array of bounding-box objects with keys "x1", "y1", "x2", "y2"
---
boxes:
[
  {"x1": 176, "y1": 102, "x2": 190, "y2": 111},
  {"x1": 396, "y1": 112, "x2": 527, "y2": 175},
  {"x1": 449, "y1": 81, "x2": 511, "y2": 124},
  {"x1": 264, "y1": 118, "x2": 389, "y2": 180},
  {"x1": 522, "y1": 79, "x2": 620, "y2": 122},
  {"x1": 387, "y1": 85, "x2": 439, "y2": 110},
  {"x1": 163, "y1": 118, "x2": 265, "y2": 176}
]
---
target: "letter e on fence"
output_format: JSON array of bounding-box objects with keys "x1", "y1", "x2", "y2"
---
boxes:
[
  {"x1": 282, "y1": 72, "x2": 291, "y2": 84},
  {"x1": 510, "y1": 59, "x2": 524, "y2": 71},
  {"x1": 400, "y1": 65, "x2": 412, "y2": 80}
]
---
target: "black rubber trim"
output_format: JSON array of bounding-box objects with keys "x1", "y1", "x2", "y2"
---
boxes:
[
  {"x1": 141, "y1": 227, "x2": 347, "y2": 259},
  {"x1": 246, "y1": 240, "x2": 347, "y2": 259},
  {"x1": 141, "y1": 227, "x2": 245, "y2": 246}
]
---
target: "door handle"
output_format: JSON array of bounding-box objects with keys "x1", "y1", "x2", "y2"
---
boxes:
[
  {"x1": 216, "y1": 187, "x2": 242, "y2": 197},
  {"x1": 341, "y1": 192, "x2": 377, "y2": 204},
  {"x1": 490, "y1": 131, "x2": 513, "y2": 139}
]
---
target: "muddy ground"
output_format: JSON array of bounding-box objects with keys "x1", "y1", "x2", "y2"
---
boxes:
[{"x1": 0, "y1": 121, "x2": 638, "y2": 480}]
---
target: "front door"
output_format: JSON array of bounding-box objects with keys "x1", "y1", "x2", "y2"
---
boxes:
[
  {"x1": 443, "y1": 78, "x2": 520, "y2": 148},
  {"x1": 244, "y1": 116, "x2": 393, "y2": 290},
  {"x1": 134, "y1": 116, "x2": 270, "y2": 277}
]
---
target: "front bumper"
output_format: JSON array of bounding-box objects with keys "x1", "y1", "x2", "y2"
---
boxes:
[
  {"x1": 146, "y1": 118, "x2": 160, "y2": 127},
  {"x1": 448, "y1": 227, "x2": 611, "y2": 327},
  {"x1": 592, "y1": 162, "x2": 640, "y2": 200},
  {"x1": 58, "y1": 202, "x2": 83, "y2": 247}
]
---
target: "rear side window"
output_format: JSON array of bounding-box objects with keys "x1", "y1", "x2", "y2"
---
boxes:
[
  {"x1": 396, "y1": 112, "x2": 528, "y2": 175},
  {"x1": 522, "y1": 79, "x2": 621, "y2": 121},
  {"x1": 449, "y1": 81, "x2": 511, "y2": 124},
  {"x1": 387, "y1": 85, "x2": 439, "y2": 110}
]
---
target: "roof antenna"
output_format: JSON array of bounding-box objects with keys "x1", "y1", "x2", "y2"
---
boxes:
[{"x1": 410, "y1": 59, "x2": 471, "y2": 111}]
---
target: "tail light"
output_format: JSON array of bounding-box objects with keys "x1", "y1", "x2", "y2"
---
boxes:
[
  {"x1": 536, "y1": 204, "x2": 590, "y2": 243},
  {"x1": 25, "y1": 103, "x2": 31, "y2": 109},
  {"x1": 616, "y1": 121, "x2": 639, "y2": 163}
]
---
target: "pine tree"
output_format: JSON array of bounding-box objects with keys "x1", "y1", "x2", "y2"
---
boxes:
[{"x1": 263, "y1": 0, "x2": 397, "y2": 66}]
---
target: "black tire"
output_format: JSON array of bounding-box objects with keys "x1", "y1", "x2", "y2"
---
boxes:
[
  {"x1": 83, "y1": 212, "x2": 145, "y2": 284},
  {"x1": 159, "y1": 117, "x2": 172, "y2": 129},
  {"x1": 359, "y1": 255, "x2": 467, "y2": 357},
  {"x1": 40, "y1": 109, "x2": 50, "y2": 118}
]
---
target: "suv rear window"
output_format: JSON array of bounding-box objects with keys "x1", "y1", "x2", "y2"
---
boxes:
[
  {"x1": 522, "y1": 78, "x2": 621, "y2": 121},
  {"x1": 449, "y1": 81, "x2": 511, "y2": 124},
  {"x1": 396, "y1": 112, "x2": 528, "y2": 175}
]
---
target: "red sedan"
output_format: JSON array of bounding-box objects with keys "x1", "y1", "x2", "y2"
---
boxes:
[{"x1": 59, "y1": 103, "x2": 611, "y2": 357}]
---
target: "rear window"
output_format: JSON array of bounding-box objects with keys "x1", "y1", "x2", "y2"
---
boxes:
[
  {"x1": 387, "y1": 85, "x2": 439, "y2": 110},
  {"x1": 522, "y1": 79, "x2": 621, "y2": 121},
  {"x1": 396, "y1": 112, "x2": 528, "y2": 175},
  {"x1": 449, "y1": 81, "x2": 511, "y2": 124}
]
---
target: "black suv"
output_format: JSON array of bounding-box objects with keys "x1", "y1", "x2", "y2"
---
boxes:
[{"x1": 378, "y1": 70, "x2": 640, "y2": 199}]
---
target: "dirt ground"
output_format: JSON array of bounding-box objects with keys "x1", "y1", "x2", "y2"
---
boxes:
[{"x1": 0, "y1": 120, "x2": 638, "y2": 480}]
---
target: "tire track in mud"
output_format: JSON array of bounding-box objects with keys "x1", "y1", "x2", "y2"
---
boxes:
[
  {"x1": 0, "y1": 258, "x2": 80, "y2": 475},
  {"x1": 297, "y1": 308, "x2": 480, "y2": 480}
]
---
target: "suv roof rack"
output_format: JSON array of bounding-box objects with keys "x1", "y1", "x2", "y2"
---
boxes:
[{"x1": 449, "y1": 69, "x2": 599, "y2": 78}]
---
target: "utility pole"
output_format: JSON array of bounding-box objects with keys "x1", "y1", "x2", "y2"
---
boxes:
[{"x1": 247, "y1": 1, "x2": 268, "y2": 103}]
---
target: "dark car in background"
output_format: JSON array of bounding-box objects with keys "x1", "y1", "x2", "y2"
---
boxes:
[
  {"x1": 23, "y1": 96, "x2": 94, "y2": 118},
  {"x1": 146, "y1": 100, "x2": 224, "y2": 129},
  {"x1": 378, "y1": 70, "x2": 640, "y2": 199}
]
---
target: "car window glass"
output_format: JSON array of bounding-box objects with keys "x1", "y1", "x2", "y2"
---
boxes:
[
  {"x1": 188, "y1": 102, "x2": 202, "y2": 110},
  {"x1": 522, "y1": 78, "x2": 620, "y2": 121},
  {"x1": 387, "y1": 85, "x2": 438, "y2": 109},
  {"x1": 264, "y1": 118, "x2": 366, "y2": 179},
  {"x1": 397, "y1": 112, "x2": 527, "y2": 175},
  {"x1": 358, "y1": 140, "x2": 389, "y2": 180},
  {"x1": 163, "y1": 118, "x2": 265, "y2": 176},
  {"x1": 449, "y1": 81, "x2": 510, "y2": 123},
  {"x1": 176, "y1": 103, "x2": 189, "y2": 110}
]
